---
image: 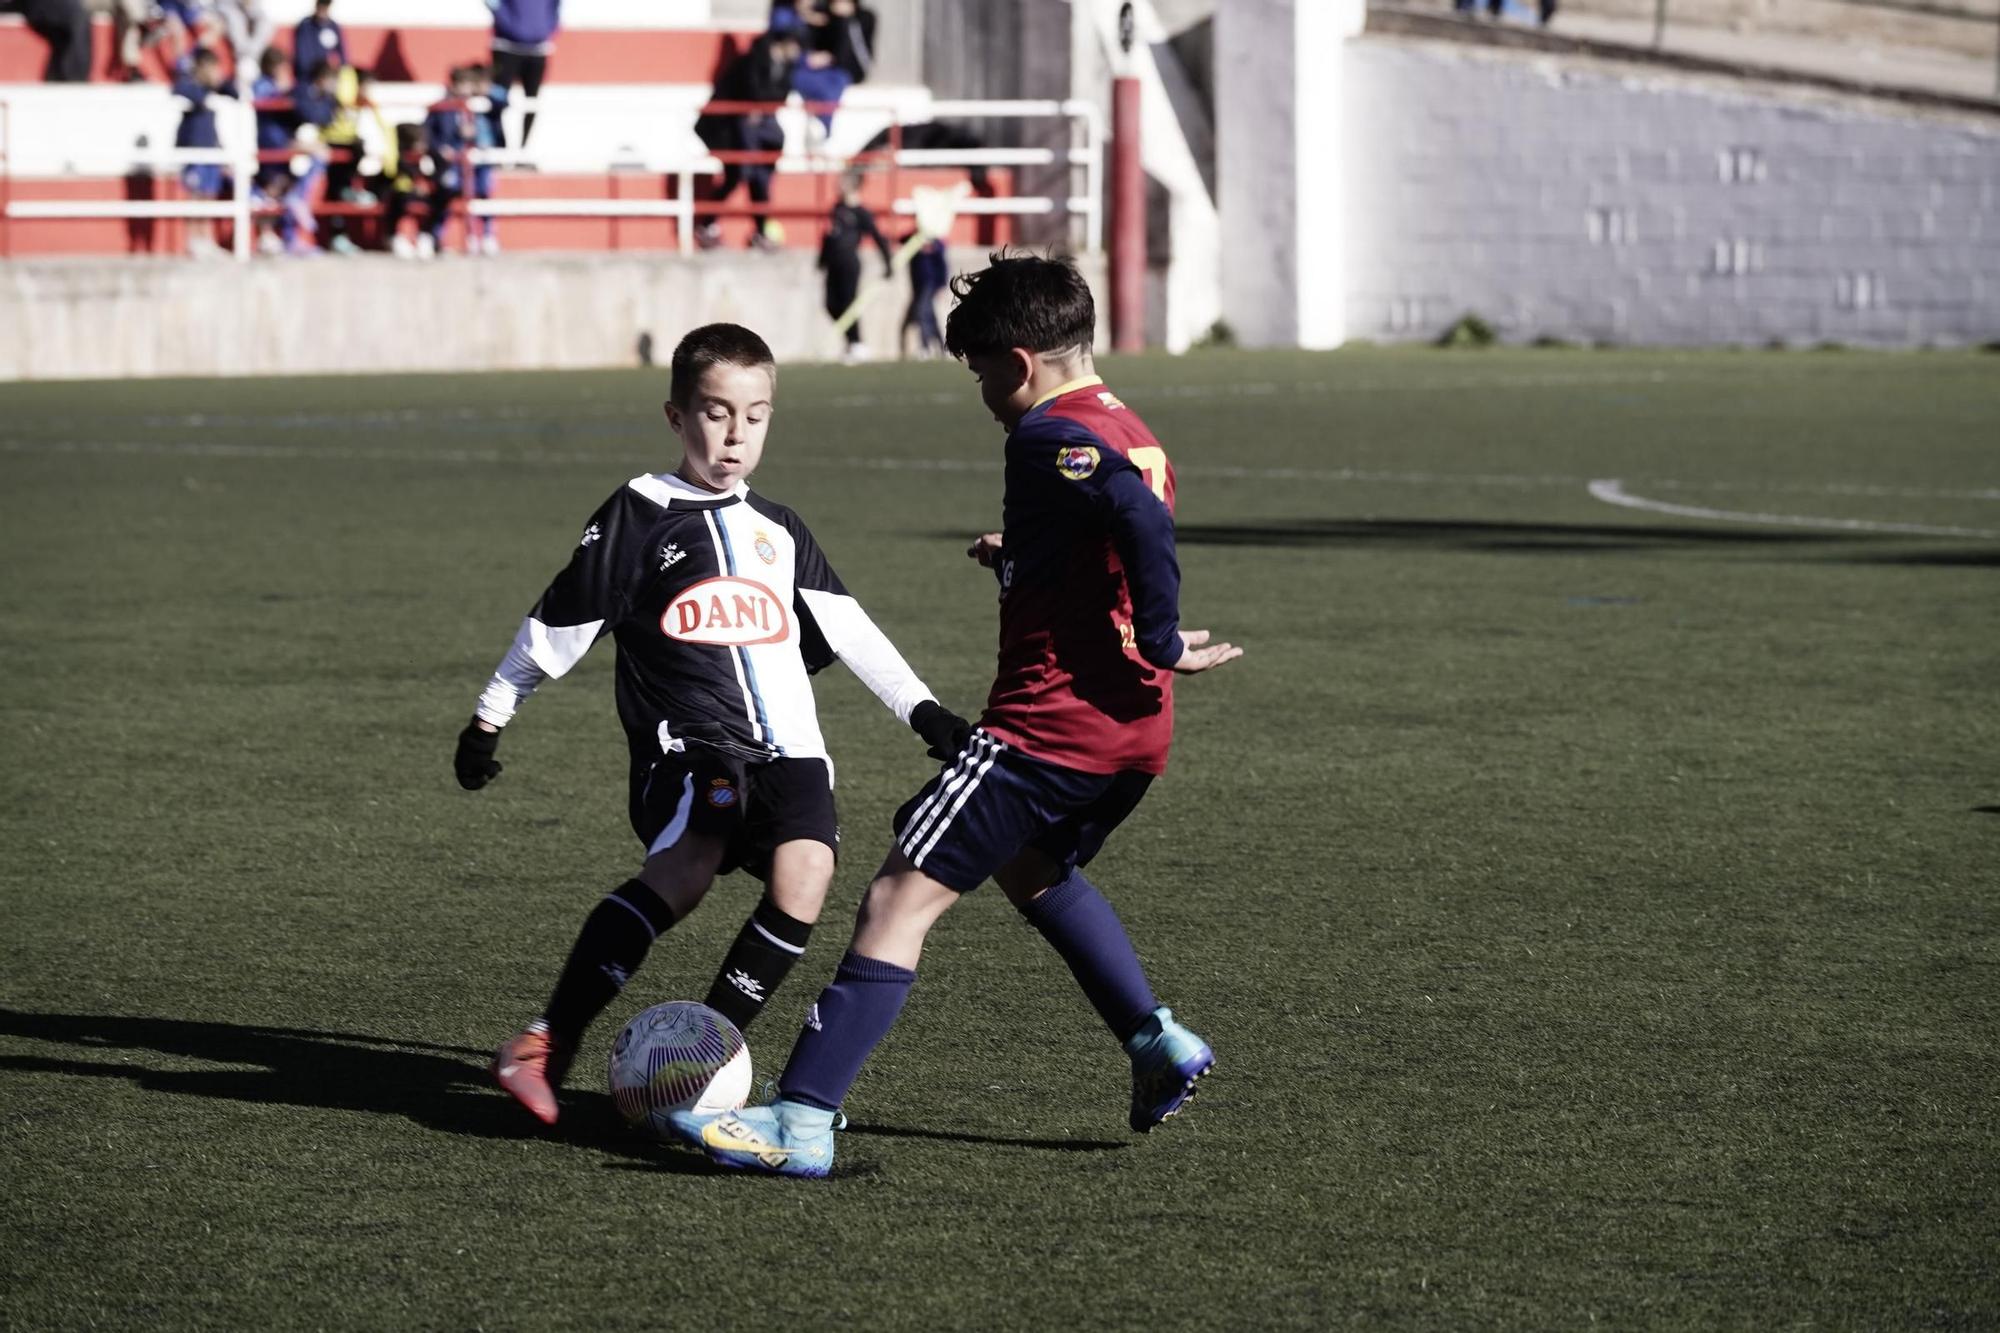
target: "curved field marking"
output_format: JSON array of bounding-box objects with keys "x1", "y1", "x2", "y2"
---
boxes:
[{"x1": 1588, "y1": 479, "x2": 1999, "y2": 539}]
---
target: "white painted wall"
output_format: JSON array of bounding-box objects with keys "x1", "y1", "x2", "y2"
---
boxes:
[
  {"x1": 1343, "y1": 39, "x2": 2000, "y2": 347},
  {"x1": 1214, "y1": 0, "x2": 1365, "y2": 349},
  {"x1": 1072, "y1": 0, "x2": 1220, "y2": 354},
  {"x1": 0, "y1": 248, "x2": 1106, "y2": 380}
]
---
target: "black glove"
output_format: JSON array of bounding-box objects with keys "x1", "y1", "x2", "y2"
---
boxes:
[
  {"x1": 454, "y1": 719, "x2": 503, "y2": 790},
  {"x1": 909, "y1": 700, "x2": 973, "y2": 763}
]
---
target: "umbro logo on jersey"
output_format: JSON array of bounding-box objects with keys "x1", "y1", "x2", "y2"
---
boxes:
[
  {"x1": 579, "y1": 522, "x2": 603, "y2": 547},
  {"x1": 659, "y1": 542, "x2": 687, "y2": 570},
  {"x1": 660, "y1": 576, "x2": 792, "y2": 647}
]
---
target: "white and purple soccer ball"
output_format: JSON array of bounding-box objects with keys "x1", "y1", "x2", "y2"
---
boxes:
[{"x1": 608, "y1": 1001, "x2": 753, "y2": 1137}]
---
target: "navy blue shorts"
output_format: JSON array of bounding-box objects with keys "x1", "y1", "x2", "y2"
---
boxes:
[
  {"x1": 892, "y1": 730, "x2": 1153, "y2": 892},
  {"x1": 629, "y1": 750, "x2": 838, "y2": 879},
  {"x1": 181, "y1": 164, "x2": 226, "y2": 198}
]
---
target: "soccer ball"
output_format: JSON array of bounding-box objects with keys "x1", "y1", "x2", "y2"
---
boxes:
[{"x1": 608, "y1": 1001, "x2": 753, "y2": 1137}]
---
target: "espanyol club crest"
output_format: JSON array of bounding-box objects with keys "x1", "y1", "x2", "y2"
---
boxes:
[
  {"x1": 753, "y1": 530, "x2": 778, "y2": 565},
  {"x1": 707, "y1": 778, "x2": 739, "y2": 809},
  {"x1": 660, "y1": 576, "x2": 792, "y2": 646},
  {"x1": 1057, "y1": 445, "x2": 1100, "y2": 481}
]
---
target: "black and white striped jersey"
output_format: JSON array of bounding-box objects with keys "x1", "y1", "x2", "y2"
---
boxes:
[{"x1": 475, "y1": 471, "x2": 936, "y2": 769}]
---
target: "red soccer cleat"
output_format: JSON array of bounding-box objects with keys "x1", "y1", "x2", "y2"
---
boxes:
[{"x1": 491, "y1": 1026, "x2": 571, "y2": 1126}]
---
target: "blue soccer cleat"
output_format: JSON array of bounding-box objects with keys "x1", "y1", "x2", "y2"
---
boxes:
[
  {"x1": 666, "y1": 1100, "x2": 837, "y2": 1178},
  {"x1": 1124, "y1": 1006, "x2": 1214, "y2": 1133}
]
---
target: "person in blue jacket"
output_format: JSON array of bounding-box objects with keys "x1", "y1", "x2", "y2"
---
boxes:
[
  {"x1": 488, "y1": 0, "x2": 560, "y2": 147},
  {"x1": 292, "y1": 0, "x2": 345, "y2": 82}
]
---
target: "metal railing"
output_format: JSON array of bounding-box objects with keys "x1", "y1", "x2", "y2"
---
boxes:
[{"x1": 0, "y1": 92, "x2": 1105, "y2": 260}]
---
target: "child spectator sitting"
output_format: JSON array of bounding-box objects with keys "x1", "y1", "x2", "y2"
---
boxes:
[
  {"x1": 172, "y1": 47, "x2": 235, "y2": 256},
  {"x1": 383, "y1": 122, "x2": 442, "y2": 259},
  {"x1": 320, "y1": 67, "x2": 391, "y2": 252},
  {"x1": 423, "y1": 65, "x2": 501, "y2": 255},
  {"x1": 693, "y1": 18, "x2": 801, "y2": 251}
]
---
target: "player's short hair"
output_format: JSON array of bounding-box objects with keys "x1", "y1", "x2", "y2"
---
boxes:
[
  {"x1": 944, "y1": 250, "x2": 1094, "y2": 362},
  {"x1": 669, "y1": 324, "x2": 778, "y2": 409}
]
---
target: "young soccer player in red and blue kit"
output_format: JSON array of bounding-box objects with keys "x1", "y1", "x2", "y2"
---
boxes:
[{"x1": 670, "y1": 253, "x2": 1243, "y2": 1176}]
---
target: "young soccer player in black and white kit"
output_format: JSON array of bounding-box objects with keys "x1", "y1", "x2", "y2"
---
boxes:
[{"x1": 455, "y1": 324, "x2": 970, "y2": 1127}]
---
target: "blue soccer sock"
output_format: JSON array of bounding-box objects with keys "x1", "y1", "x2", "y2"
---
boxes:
[
  {"x1": 1019, "y1": 870, "x2": 1159, "y2": 1044},
  {"x1": 777, "y1": 952, "x2": 916, "y2": 1112}
]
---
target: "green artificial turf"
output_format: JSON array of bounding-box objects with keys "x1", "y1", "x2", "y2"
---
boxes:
[{"x1": 1, "y1": 348, "x2": 1995, "y2": 1328}]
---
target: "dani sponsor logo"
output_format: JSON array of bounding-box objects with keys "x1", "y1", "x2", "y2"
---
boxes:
[{"x1": 661, "y1": 576, "x2": 792, "y2": 647}]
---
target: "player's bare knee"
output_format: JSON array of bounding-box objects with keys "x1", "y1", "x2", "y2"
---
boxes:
[{"x1": 765, "y1": 838, "x2": 837, "y2": 924}]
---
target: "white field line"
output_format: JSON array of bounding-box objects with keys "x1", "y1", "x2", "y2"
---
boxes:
[{"x1": 1588, "y1": 479, "x2": 1999, "y2": 539}]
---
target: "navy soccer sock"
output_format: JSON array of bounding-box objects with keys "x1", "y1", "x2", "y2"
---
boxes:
[
  {"x1": 777, "y1": 952, "x2": 916, "y2": 1112},
  {"x1": 1019, "y1": 870, "x2": 1159, "y2": 1044},
  {"x1": 701, "y1": 894, "x2": 813, "y2": 1033},
  {"x1": 540, "y1": 880, "x2": 679, "y2": 1048}
]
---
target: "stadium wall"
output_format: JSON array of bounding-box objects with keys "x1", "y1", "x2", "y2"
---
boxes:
[
  {"x1": 1339, "y1": 39, "x2": 2000, "y2": 347},
  {"x1": 0, "y1": 250, "x2": 1106, "y2": 380},
  {"x1": 1216, "y1": 5, "x2": 2000, "y2": 348}
]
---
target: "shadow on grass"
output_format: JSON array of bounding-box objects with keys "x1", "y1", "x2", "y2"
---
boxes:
[
  {"x1": 1973, "y1": 805, "x2": 2000, "y2": 816},
  {"x1": 843, "y1": 1120, "x2": 1129, "y2": 1153},
  {"x1": 0, "y1": 1007, "x2": 666, "y2": 1165}
]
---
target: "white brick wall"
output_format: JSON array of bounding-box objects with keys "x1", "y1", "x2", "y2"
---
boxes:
[{"x1": 1343, "y1": 39, "x2": 2000, "y2": 346}]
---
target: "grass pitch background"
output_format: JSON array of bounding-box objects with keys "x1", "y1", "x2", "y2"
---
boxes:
[{"x1": 1, "y1": 348, "x2": 1995, "y2": 1327}]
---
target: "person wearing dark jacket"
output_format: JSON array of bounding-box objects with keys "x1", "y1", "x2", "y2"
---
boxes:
[
  {"x1": 819, "y1": 172, "x2": 893, "y2": 362},
  {"x1": 488, "y1": 0, "x2": 560, "y2": 146},
  {"x1": 292, "y1": 0, "x2": 346, "y2": 81},
  {"x1": 693, "y1": 18, "x2": 802, "y2": 250},
  {"x1": 2, "y1": 0, "x2": 91, "y2": 82}
]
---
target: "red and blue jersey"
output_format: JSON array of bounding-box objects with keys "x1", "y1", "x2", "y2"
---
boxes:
[{"x1": 979, "y1": 376, "x2": 1184, "y2": 776}]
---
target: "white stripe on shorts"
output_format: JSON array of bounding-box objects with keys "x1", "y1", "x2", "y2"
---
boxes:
[
  {"x1": 911, "y1": 738, "x2": 1003, "y2": 868},
  {"x1": 644, "y1": 773, "x2": 697, "y2": 859},
  {"x1": 899, "y1": 733, "x2": 997, "y2": 857}
]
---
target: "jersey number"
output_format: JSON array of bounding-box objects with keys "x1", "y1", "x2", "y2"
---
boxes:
[{"x1": 1128, "y1": 447, "x2": 1168, "y2": 502}]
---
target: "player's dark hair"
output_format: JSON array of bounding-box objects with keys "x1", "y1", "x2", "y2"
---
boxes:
[
  {"x1": 944, "y1": 250, "x2": 1095, "y2": 362},
  {"x1": 669, "y1": 324, "x2": 778, "y2": 409}
]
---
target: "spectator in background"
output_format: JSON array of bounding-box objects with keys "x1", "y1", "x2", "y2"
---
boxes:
[
  {"x1": 1, "y1": 0, "x2": 91, "y2": 81},
  {"x1": 424, "y1": 64, "x2": 501, "y2": 255},
  {"x1": 293, "y1": 0, "x2": 345, "y2": 82},
  {"x1": 789, "y1": 0, "x2": 873, "y2": 135},
  {"x1": 320, "y1": 66, "x2": 389, "y2": 253},
  {"x1": 216, "y1": 0, "x2": 273, "y2": 93},
  {"x1": 814, "y1": 0, "x2": 875, "y2": 85},
  {"x1": 903, "y1": 235, "x2": 947, "y2": 359},
  {"x1": 488, "y1": 0, "x2": 561, "y2": 148},
  {"x1": 108, "y1": 0, "x2": 152, "y2": 82},
  {"x1": 172, "y1": 47, "x2": 235, "y2": 255},
  {"x1": 261, "y1": 58, "x2": 337, "y2": 255},
  {"x1": 383, "y1": 122, "x2": 442, "y2": 259},
  {"x1": 155, "y1": 0, "x2": 224, "y2": 78},
  {"x1": 693, "y1": 16, "x2": 802, "y2": 251},
  {"x1": 819, "y1": 170, "x2": 892, "y2": 364}
]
